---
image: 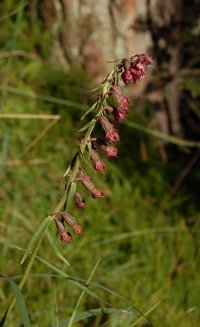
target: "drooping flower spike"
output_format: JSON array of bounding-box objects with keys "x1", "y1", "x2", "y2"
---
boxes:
[{"x1": 54, "y1": 54, "x2": 153, "y2": 243}]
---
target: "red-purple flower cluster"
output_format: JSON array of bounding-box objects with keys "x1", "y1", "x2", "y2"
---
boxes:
[
  {"x1": 121, "y1": 54, "x2": 153, "y2": 85},
  {"x1": 52, "y1": 211, "x2": 83, "y2": 243}
]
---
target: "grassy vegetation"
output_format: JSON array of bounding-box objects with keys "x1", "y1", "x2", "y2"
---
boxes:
[{"x1": 0, "y1": 2, "x2": 200, "y2": 326}]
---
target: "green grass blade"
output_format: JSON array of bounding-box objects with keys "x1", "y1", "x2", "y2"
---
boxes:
[
  {"x1": 0, "y1": 133, "x2": 9, "y2": 178},
  {"x1": 67, "y1": 258, "x2": 101, "y2": 327},
  {"x1": 0, "y1": 85, "x2": 87, "y2": 110},
  {"x1": 59, "y1": 307, "x2": 132, "y2": 326},
  {"x1": 80, "y1": 102, "x2": 98, "y2": 120},
  {"x1": 130, "y1": 301, "x2": 161, "y2": 326},
  {"x1": 0, "y1": 240, "x2": 108, "y2": 304},
  {"x1": 20, "y1": 217, "x2": 52, "y2": 265},
  {"x1": 125, "y1": 120, "x2": 200, "y2": 148},
  {"x1": 10, "y1": 0, "x2": 25, "y2": 51},
  {"x1": 0, "y1": 276, "x2": 31, "y2": 327},
  {"x1": 0, "y1": 239, "x2": 154, "y2": 324}
]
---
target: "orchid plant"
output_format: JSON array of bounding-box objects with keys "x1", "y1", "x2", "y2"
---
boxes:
[
  {"x1": 53, "y1": 54, "x2": 153, "y2": 243},
  {"x1": 1, "y1": 54, "x2": 153, "y2": 324}
]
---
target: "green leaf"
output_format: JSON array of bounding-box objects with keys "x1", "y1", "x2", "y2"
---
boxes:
[
  {"x1": 87, "y1": 84, "x2": 104, "y2": 93},
  {"x1": 63, "y1": 152, "x2": 78, "y2": 177},
  {"x1": 184, "y1": 78, "x2": 200, "y2": 98},
  {"x1": 67, "y1": 258, "x2": 101, "y2": 327},
  {"x1": 0, "y1": 275, "x2": 31, "y2": 327},
  {"x1": 20, "y1": 217, "x2": 52, "y2": 265},
  {"x1": 65, "y1": 182, "x2": 76, "y2": 208},
  {"x1": 46, "y1": 231, "x2": 70, "y2": 267},
  {"x1": 80, "y1": 102, "x2": 98, "y2": 121},
  {"x1": 86, "y1": 142, "x2": 92, "y2": 160},
  {"x1": 78, "y1": 121, "x2": 93, "y2": 133}
]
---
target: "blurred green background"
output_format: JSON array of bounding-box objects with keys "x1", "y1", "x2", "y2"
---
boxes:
[{"x1": 0, "y1": 1, "x2": 199, "y2": 326}]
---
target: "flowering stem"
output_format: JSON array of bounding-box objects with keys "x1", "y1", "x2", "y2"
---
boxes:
[{"x1": 64, "y1": 69, "x2": 115, "y2": 198}]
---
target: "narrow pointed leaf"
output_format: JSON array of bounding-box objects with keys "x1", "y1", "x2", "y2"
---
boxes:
[
  {"x1": 66, "y1": 182, "x2": 76, "y2": 208},
  {"x1": 63, "y1": 152, "x2": 78, "y2": 177},
  {"x1": 78, "y1": 121, "x2": 93, "y2": 133},
  {"x1": 80, "y1": 102, "x2": 98, "y2": 120},
  {"x1": 0, "y1": 276, "x2": 31, "y2": 327},
  {"x1": 20, "y1": 217, "x2": 52, "y2": 265}
]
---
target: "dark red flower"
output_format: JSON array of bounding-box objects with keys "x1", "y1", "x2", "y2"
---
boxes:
[
  {"x1": 121, "y1": 69, "x2": 134, "y2": 85},
  {"x1": 113, "y1": 95, "x2": 130, "y2": 122},
  {"x1": 121, "y1": 54, "x2": 153, "y2": 85}
]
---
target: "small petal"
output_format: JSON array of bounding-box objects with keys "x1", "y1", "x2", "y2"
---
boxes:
[
  {"x1": 92, "y1": 189, "x2": 105, "y2": 199},
  {"x1": 80, "y1": 175, "x2": 96, "y2": 192},
  {"x1": 73, "y1": 224, "x2": 83, "y2": 235},
  {"x1": 110, "y1": 85, "x2": 123, "y2": 104},
  {"x1": 99, "y1": 116, "x2": 114, "y2": 133},
  {"x1": 60, "y1": 231, "x2": 72, "y2": 243},
  {"x1": 104, "y1": 105, "x2": 114, "y2": 114},
  {"x1": 94, "y1": 160, "x2": 106, "y2": 174},
  {"x1": 121, "y1": 69, "x2": 133, "y2": 85},
  {"x1": 74, "y1": 192, "x2": 85, "y2": 209},
  {"x1": 104, "y1": 146, "x2": 118, "y2": 157},
  {"x1": 106, "y1": 128, "x2": 120, "y2": 143}
]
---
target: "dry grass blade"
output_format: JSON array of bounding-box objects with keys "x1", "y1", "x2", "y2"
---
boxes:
[{"x1": 0, "y1": 113, "x2": 60, "y2": 120}]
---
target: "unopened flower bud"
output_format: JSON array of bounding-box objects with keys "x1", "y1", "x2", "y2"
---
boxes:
[
  {"x1": 73, "y1": 224, "x2": 83, "y2": 235},
  {"x1": 92, "y1": 189, "x2": 104, "y2": 199},
  {"x1": 60, "y1": 231, "x2": 72, "y2": 243},
  {"x1": 99, "y1": 116, "x2": 113, "y2": 133},
  {"x1": 81, "y1": 176, "x2": 96, "y2": 192},
  {"x1": 104, "y1": 146, "x2": 118, "y2": 157},
  {"x1": 104, "y1": 105, "x2": 114, "y2": 114},
  {"x1": 74, "y1": 192, "x2": 85, "y2": 209},
  {"x1": 94, "y1": 160, "x2": 106, "y2": 174},
  {"x1": 110, "y1": 85, "x2": 123, "y2": 104},
  {"x1": 106, "y1": 127, "x2": 120, "y2": 143},
  {"x1": 54, "y1": 218, "x2": 65, "y2": 232}
]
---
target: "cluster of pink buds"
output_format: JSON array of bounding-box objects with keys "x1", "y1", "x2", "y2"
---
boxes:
[
  {"x1": 55, "y1": 54, "x2": 152, "y2": 244},
  {"x1": 51, "y1": 211, "x2": 83, "y2": 243}
]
